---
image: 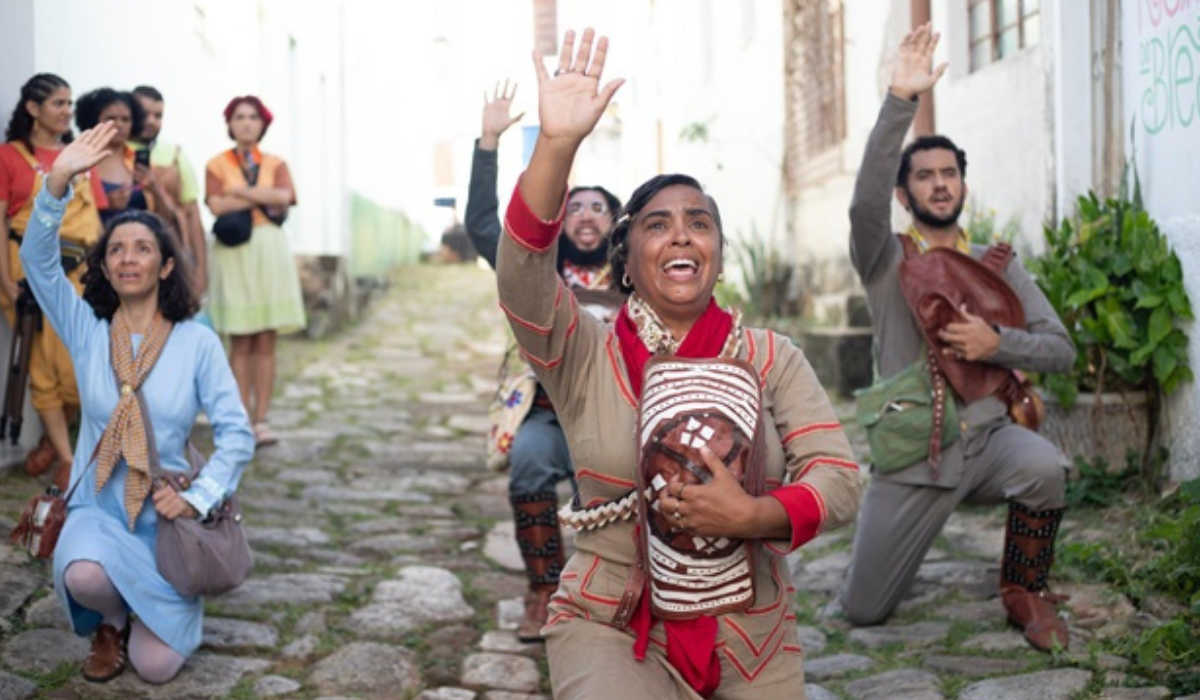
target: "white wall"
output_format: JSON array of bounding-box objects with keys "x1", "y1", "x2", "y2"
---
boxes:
[
  {"x1": 1121, "y1": 0, "x2": 1200, "y2": 481},
  {"x1": 932, "y1": 0, "x2": 1054, "y2": 254},
  {"x1": 791, "y1": 0, "x2": 907, "y2": 297}
]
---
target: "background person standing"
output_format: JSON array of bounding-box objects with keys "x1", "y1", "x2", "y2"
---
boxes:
[
  {"x1": 205, "y1": 95, "x2": 305, "y2": 448},
  {"x1": 130, "y1": 85, "x2": 207, "y2": 297}
]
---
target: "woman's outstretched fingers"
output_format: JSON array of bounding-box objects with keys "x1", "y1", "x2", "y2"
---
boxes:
[
  {"x1": 574, "y1": 28, "x2": 595, "y2": 74},
  {"x1": 558, "y1": 29, "x2": 576, "y2": 73},
  {"x1": 587, "y1": 35, "x2": 610, "y2": 78}
]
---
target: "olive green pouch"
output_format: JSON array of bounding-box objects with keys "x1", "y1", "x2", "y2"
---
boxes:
[{"x1": 855, "y1": 359, "x2": 960, "y2": 474}]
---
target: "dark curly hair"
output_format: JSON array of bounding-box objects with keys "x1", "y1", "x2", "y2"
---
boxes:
[
  {"x1": 897, "y1": 135, "x2": 968, "y2": 187},
  {"x1": 82, "y1": 210, "x2": 200, "y2": 322},
  {"x1": 608, "y1": 173, "x2": 724, "y2": 295},
  {"x1": 5, "y1": 73, "x2": 73, "y2": 154},
  {"x1": 74, "y1": 88, "x2": 144, "y2": 138}
]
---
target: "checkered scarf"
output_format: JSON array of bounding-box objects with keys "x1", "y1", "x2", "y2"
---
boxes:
[{"x1": 93, "y1": 308, "x2": 174, "y2": 530}]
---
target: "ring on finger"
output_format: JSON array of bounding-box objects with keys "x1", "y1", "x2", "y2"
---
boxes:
[{"x1": 677, "y1": 484, "x2": 687, "y2": 501}]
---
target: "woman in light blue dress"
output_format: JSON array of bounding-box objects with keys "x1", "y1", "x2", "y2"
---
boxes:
[{"x1": 20, "y1": 122, "x2": 254, "y2": 684}]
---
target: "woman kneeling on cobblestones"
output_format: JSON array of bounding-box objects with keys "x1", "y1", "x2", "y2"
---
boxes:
[
  {"x1": 496, "y1": 29, "x2": 863, "y2": 699},
  {"x1": 20, "y1": 122, "x2": 254, "y2": 684}
]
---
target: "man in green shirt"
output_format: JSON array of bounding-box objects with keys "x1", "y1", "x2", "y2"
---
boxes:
[{"x1": 131, "y1": 85, "x2": 207, "y2": 294}]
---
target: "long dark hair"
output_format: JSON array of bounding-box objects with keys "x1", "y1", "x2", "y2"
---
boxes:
[
  {"x1": 82, "y1": 210, "x2": 199, "y2": 322},
  {"x1": 608, "y1": 174, "x2": 724, "y2": 295},
  {"x1": 74, "y1": 88, "x2": 145, "y2": 138},
  {"x1": 5, "y1": 73, "x2": 73, "y2": 153}
]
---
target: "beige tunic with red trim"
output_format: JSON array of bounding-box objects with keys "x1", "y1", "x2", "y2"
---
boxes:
[{"x1": 496, "y1": 191, "x2": 863, "y2": 691}]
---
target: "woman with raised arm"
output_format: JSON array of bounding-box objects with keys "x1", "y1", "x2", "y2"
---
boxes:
[
  {"x1": 20, "y1": 122, "x2": 254, "y2": 684},
  {"x1": 496, "y1": 29, "x2": 862, "y2": 699}
]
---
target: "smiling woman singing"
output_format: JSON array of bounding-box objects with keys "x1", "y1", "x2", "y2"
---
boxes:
[{"x1": 495, "y1": 28, "x2": 863, "y2": 700}]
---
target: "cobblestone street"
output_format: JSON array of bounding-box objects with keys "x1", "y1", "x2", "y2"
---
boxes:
[{"x1": 0, "y1": 264, "x2": 1192, "y2": 700}]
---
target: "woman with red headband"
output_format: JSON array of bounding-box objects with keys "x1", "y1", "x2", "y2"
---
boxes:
[{"x1": 204, "y1": 96, "x2": 305, "y2": 447}]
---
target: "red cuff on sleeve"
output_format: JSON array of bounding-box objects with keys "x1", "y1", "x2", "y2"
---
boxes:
[
  {"x1": 767, "y1": 483, "x2": 826, "y2": 553},
  {"x1": 504, "y1": 177, "x2": 565, "y2": 253}
]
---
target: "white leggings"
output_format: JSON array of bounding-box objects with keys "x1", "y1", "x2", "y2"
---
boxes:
[{"x1": 63, "y1": 561, "x2": 186, "y2": 684}]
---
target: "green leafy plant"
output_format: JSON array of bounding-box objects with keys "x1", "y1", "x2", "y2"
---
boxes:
[
  {"x1": 1027, "y1": 172, "x2": 1193, "y2": 409},
  {"x1": 1064, "y1": 454, "x2": 1140, "y2": 508},
  {"x1": 728, "y1": 226, "x2": 799, "y2": 322}
]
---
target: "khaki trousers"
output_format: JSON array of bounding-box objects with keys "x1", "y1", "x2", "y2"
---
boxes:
[{"x1": 840, "y1": 423, "x2": 1068, "y2": 626}]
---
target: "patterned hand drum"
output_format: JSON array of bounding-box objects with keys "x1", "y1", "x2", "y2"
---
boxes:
[{"x1": 636, "y1": 356, "x2": 765, "y2": 619}]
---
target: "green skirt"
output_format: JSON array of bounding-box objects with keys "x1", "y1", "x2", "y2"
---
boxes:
[{"x1": 208, "y1": 223, "x2": 306, "y2": 335}]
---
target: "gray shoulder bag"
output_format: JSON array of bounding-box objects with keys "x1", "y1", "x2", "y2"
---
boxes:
[{"x1": 133, "y1": 387, "x2": 253, "y2": 597}]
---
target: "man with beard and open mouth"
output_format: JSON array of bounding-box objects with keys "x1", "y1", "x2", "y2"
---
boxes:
[
  {"x1": 464, "y1": 80, "x2": 624, "y2": 642},
  {"x1": 840, "y1": 24, "x2": 1077, "y2": 653}
]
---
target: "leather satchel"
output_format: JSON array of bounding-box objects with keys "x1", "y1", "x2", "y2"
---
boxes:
[
  {"x1": 10, "y1": 440, "x2": 103, "y2": 559},
  {"x1": 136, "y1": 390, "x2": 252, "y2": 597},
  {"x1": 9, "y1": 487, "x2": 69, "y2": 558},
  {"x1": 634, "y1": 356, "x2": 766, "y2": 620},
  {"x1": 897, "y1": 237, "x2": 1043, "y2": 431}
]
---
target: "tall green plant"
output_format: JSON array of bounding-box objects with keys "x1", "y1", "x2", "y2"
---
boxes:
[
  {"x1": 1027, "y1": 176, "x2": 1193, "y2": 408},
  {"x1": 729, "y1": 226, "x2": 796, "y2": 322}
]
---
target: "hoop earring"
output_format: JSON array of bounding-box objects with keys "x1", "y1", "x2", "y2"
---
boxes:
[{"x1": 622, "y1": 272, "x2": 632, "y2": 288}]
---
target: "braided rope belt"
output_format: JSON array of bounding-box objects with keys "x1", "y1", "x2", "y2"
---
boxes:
[{"x1": 558, "y1": 488, "x2": 645, "y2": 531}]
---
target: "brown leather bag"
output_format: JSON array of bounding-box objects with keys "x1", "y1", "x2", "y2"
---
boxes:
[
  {"x1": 897, "y1": 236, "x2": 1043, "y2": 431},
  {"x1": 10, "y1": 443, "x2": 102, "y2": 558},
  {"x1": 10, "y1": 488, "x2": 69, "y2": 558},
  {"x1": 633, "y1": 356, "x2": 766, "y2": 620}
]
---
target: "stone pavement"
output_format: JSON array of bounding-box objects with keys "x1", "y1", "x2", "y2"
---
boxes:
[{"x1": 0, "y1": 264, "x2": 1188, "y2": 700}]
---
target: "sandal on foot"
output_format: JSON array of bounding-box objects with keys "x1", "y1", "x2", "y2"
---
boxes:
[
  {"x1": 82, "y1": 623, "x2": 128, "y2": 683},
  {"x1": 254, "y1": 422, "x2": 279, "y2": 447}
]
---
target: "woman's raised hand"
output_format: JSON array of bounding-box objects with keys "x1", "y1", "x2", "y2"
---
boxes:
[
  {"x1": 46, "y1": 122, "x2": 118, "y2": 198},
  {"x1": 533, "y1": 28, "x2": 624, "y2": 143}
]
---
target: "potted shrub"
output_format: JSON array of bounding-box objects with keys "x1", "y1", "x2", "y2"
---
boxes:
[{"x1": 1027, "y1": 173, "x2": 1193, "y2": 474}]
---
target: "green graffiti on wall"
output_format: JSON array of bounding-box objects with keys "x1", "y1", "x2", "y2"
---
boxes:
[{"x1": 1139, "y1": 15, "x2": 1200, "y2": 133}]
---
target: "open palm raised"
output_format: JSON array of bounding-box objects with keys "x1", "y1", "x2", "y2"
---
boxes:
[
  {"x1": 890, "y1": 22, "x2": 948, "y2": 101},
  {"x1": 533, "y1": 28, "x2": 624, "y2": 142},
  {"x1": 47, "y1": 121, "x2": 117, "y2": 198}
]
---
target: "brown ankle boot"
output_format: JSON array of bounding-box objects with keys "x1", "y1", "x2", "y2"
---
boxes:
[
  {"x1": 511, "y1": 491, "x2": 564, "y2": 642},
  {"x1": 1001, "y1": 502, "x2": 1069, "y2": 652},
  {"x1": 82, "y1": 623, "x2": 128, "y2": 682}
]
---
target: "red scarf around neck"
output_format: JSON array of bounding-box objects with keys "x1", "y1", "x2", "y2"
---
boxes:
[
  {"x1": 614, "y1": 298, "x2": 734, "y2": 396},
  {"x1": 613, "y1": 296, "x2": 735, "y2": 698}
]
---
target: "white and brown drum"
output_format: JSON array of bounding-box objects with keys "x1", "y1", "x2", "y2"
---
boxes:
[{"x1": 636, "y1": 356, "x2": 765, "y2": 620}]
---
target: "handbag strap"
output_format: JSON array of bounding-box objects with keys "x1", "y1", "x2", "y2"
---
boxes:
[
  {"x1": 925, "y1": 347, "x2": 948, "y2": 481},
  {"x1": 231, "y1": 149, "x2": 277, "y2": 224}
]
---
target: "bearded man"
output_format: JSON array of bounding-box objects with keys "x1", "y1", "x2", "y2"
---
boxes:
[
  {"x1": 840, "y1": 25, "x2": 1077, "y2": 652},
  {"x1": 464, "y1": 81, "x2": 623, "y2": 641}
]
